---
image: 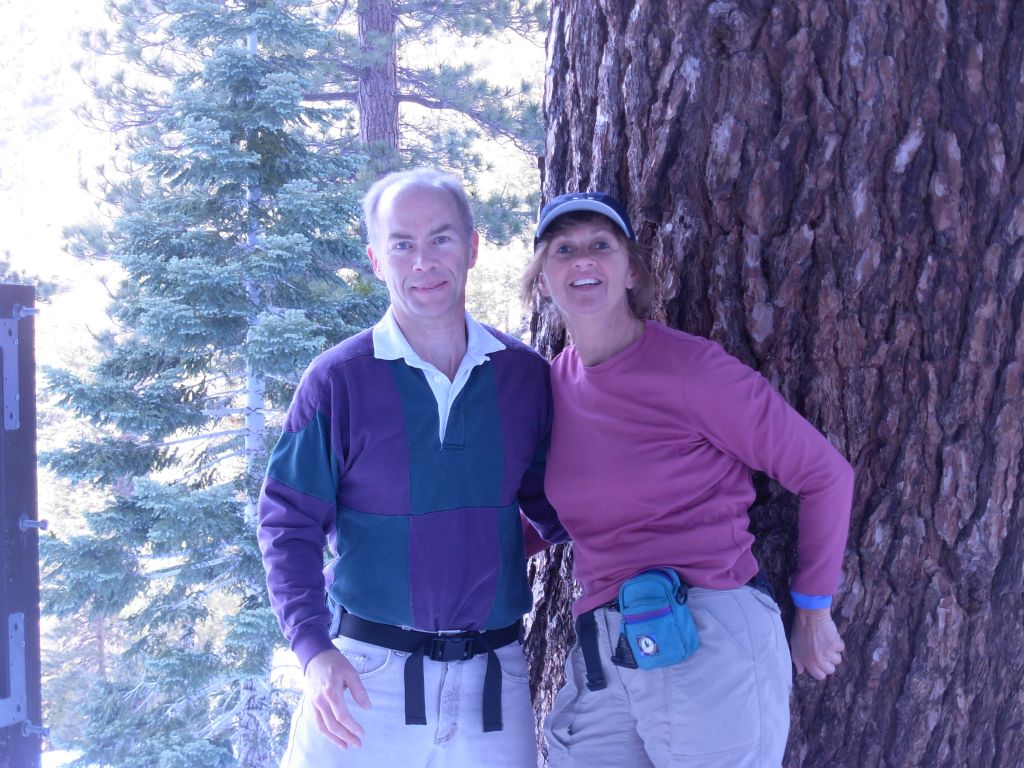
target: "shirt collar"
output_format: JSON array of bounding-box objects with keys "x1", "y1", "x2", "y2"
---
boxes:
[{"x1": 372, "y1": 307, "x2": 505, "y2": 368}]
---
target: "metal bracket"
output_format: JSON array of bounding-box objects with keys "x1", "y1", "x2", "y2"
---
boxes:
[
  {"x1": 0, "y1": 613, "x2": 27, "y2": 727},
  {"x1": 0, "y1": 304, "x2": 37, "y2": 431}
]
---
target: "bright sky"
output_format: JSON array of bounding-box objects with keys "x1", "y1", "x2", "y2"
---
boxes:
[
  {"x1": 2, "y1": 15, "x2": 113, "y2": 760},
  {"x1": 0, "y1": 0, "x2": 115, "y2": 371}
]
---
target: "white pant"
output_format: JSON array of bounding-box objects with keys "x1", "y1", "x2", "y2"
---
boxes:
[
  {"x1": 283, "y1": 635, "x2": 538, "y2": 767},
  {"x1": 545, "y1": 586, "x2": 792, "y2": 767}
]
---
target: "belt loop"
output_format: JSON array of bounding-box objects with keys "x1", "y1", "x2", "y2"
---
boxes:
[
  {"x1": 328, "y1": 607, "x2": 343, "y2": 639},
  {"x1": 403, "y1": 646, "x2": 427, "y2": 726},
  {"x1": 482, "y1": 647, "x2": 503, "y2": 732},
  {"x1": 577, "y1": 611, "x2": 607, "y2": 692}
]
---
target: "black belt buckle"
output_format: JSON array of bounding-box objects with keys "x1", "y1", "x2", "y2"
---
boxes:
[{"x1": 429, "y1": 633, "x2": 475, "y2": 662}]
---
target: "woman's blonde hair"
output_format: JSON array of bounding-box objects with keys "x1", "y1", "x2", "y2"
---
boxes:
[{"x1": 520, "y1": 211, "x2": 655, "y2": 330}]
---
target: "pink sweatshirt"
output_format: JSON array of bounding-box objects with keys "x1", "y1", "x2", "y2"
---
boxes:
[{"x1": 545, "y1": 321, "x2": 854, "y2": 617}]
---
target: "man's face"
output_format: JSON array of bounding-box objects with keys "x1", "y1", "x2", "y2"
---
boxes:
[{"x1": 367, "y1": 183, "x2": 479, "y2": 330}]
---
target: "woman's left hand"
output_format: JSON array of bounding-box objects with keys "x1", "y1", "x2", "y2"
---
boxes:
[{"x1": 790, "y1": 607, "x2": 845, "y2": 680}]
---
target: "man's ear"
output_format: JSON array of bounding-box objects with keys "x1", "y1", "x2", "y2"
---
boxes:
[
  {"x1": 367, "y1": 244, "x2": 384, "y2": 280},
  {"x1": 537, "y1": 273, "x2": 550, "y2": 297},
  {"x1": 467, "y1": 231, "x2": 480, "y2": 269}
]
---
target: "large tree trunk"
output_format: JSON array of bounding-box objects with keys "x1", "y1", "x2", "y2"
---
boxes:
[{"x1": 525, "y1": 1, "x2": 1024, "y2": 766}]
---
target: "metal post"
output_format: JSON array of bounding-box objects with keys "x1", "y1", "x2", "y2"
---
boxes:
[{"x1": 0, "y1": 285, "x2": 41, "y2": 768}]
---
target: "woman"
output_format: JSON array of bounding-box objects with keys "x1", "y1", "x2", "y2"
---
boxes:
[{"x1": 522, "y1": 192, "x2": 854, "y2": 767}]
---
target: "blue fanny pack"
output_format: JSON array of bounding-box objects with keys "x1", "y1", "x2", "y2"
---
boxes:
[{"x1": 617, "y1": 568, "x2": 700, "y2": 670}]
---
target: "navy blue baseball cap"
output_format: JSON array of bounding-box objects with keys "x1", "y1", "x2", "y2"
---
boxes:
[{"x1": 535, "y1": 192, "x2": 636, "y2": 243}]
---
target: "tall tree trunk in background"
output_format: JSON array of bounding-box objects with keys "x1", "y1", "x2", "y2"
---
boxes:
[
  {"x1": 235, "y1": 29, "x2": 274, "y2": 768},
  {"x1": 525, "y1": 2, "x2": 1024, "y2": 766},
  {"x1": 358, "y1": 0, "x2": 400, "y2": 171}
]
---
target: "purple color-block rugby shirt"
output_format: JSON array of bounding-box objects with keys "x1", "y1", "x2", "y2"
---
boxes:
[{"x1": 257, "y1": 322, "x2": 567, "y2": 670}]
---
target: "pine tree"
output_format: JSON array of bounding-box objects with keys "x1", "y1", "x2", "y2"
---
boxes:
[
  {"x1": 43, "y1": 2, "x2": 385, "y2": 765},
  {"x1": 305, "y1": 0, "x2": 547, "y2": 242}
]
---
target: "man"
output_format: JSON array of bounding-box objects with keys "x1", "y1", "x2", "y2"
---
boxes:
[{"x1": 257, "y1": 168, "x2": 565, "y2": 767}]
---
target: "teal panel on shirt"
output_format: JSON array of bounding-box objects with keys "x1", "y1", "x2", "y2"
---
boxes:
[
  {"x1": 485, "y1": 503, "x2": 532, "y2": 628},
  {"x1": 390, "y1": 362, "x2": 505, "y2": 515},
  {"x1": 329, "y1": 507, "x2": 413, "y2": 627},
  {"x1": 266, "y1": 410, "x2": 337, "y2": 504}
]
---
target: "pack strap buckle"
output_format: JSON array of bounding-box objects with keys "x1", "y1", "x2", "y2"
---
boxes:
[{"x1": 428, "y1": 633, "x2": 478, "y2": 662}]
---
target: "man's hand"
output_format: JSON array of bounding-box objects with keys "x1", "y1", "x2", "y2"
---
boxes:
[
  {"x1": 305, "y1": 648, "x2": 372, "y2": 749},
  {"x1": 790, "y1": 606, "x2": 845, "y2": 681}
]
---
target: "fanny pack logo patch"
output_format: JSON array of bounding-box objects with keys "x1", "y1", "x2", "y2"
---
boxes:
[{"x1": 636, "y1": 634, "x2": 660, "y2": 656}]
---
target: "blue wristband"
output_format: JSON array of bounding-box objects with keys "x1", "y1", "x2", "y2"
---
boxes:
[{"x1": 790, "y1": 591, "x2": 832, "y2": 610}]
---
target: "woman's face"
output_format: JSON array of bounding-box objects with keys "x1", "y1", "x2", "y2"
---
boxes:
[{"x1": 539, "y1": 218, "x2": 636, "y2": 321}]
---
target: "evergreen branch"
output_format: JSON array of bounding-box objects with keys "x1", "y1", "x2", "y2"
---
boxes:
[
  {"x1": 396, "y1": 62, "x2": 542, "y2": 154},
  {"x1": 138, "y1": 428, "x2": 247, "y2": 449},
  {"x1": 197, "y1": 573, "x2": 244, "y2": 600},
  {"x1": 201, "y1": 676, "x2": 276, "y2": 742},
  {"x1": 200, "y1": 407, "x2": 262, "y2": 417},
  {"x1": 301, "y1": 90, "x2": 359, "y2": 104},
  {"x1": 261, "y1": 372, "x2": 304, "y2": 386},
  {"x1": 393, "y1": 0, "x2": 544, "y2": 39},
  {"x1": 198, "y1": 388, "x2": 250, "y2": 401},
  {"x1": 162, "y1": 572, "x2": 244, "y2": 608},
  {"x1": 397, "y1": 91, "x2": 535, "y2": 154},
  {"x1": 176, "y1": 449, "x2": 249, "y2": 484},
  {"x1": 142, "y1": 554, "x2": 237, "y2": 580}
]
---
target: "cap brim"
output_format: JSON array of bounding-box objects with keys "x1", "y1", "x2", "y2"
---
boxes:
[{"x1": 535, "y1": 200, "x2": 634, "y2": 241}]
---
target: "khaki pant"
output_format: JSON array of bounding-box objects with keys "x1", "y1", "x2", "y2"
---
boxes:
[
  {"x1": 283, "y1": 636, "x2": 537, "y2": 768},
  {"x1": 545, "y1": 586, "x2": 792, "y2": 767}
]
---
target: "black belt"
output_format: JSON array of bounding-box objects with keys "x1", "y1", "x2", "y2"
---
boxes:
[
  {"x1": 330, "y1": 610, "x2": 520, "y2": 732},
  {"x1": 576, "y1": 610, "x2": 609, "y2": 691},
  {"x1": 577, "y1": 572, "x2": 778, "y2": 691}
]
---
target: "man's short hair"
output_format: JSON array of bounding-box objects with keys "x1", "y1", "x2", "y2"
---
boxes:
[{"x1": 362, "y1": 168, "x2": 474, "y2": 244}]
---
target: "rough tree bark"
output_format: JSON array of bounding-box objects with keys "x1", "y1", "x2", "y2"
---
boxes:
[
  {"x1": 524, "y1": 2, "x2": 1024, "y2": 766},
  {"x1": 357, "y1": 0, "x2": 401, "y2": 168}
]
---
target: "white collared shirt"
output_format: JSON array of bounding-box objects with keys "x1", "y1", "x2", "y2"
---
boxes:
[{"x1": 372, "y1": 308, "x2": 506, "y2": 441}]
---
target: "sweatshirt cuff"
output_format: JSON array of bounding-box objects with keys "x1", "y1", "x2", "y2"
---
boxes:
[
  {"x1": 790, "y1": 591, "x2": 832, "y2": 610},
  {"x1": 293, "y1": 627, "x2": 336, "y2": 672}
]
